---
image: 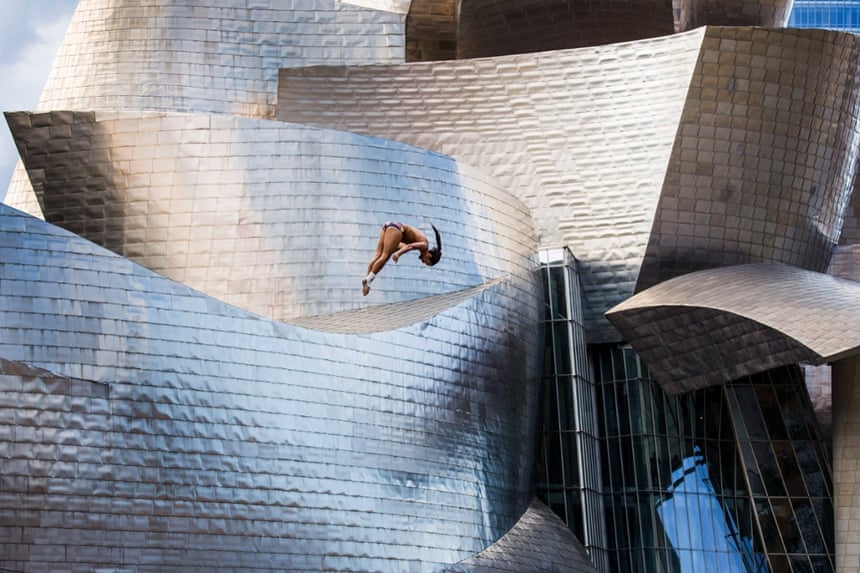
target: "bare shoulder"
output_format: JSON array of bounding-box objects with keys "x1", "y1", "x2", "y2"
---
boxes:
[{"x1": 402, "y1": 224, "x2": 426, "y2": 243}]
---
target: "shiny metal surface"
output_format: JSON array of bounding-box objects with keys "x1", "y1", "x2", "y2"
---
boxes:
[
  {"x1": 278, "y1": 28, "x2": 707, "y2": 341},
  {"x1": 606, "y1": 263, "x2": 860, "y2": 394},
  {"x1": 4, "y1": 0, "x2": 408, "y2": 216},
  {"x1": 0, "y1": 202, "x2": 543, "y2": 571},
  {"x1": 456, "y1": 0, "x2": 675, "y2": 58},
  {"x1": 278, "y1": 26, "x2": 860, "y2": 342},
  {"x1": 637, "y1": 27, "x2": 860, "y2": 291},
  {"x1": 432, "y1": 499, "x2": 599, "y2": 573},
  {"x1": 7, "y1": 110, "x2": 536, "y2": 322},
  {"x1": 676, "y1": 0, "x2": 794, "y2": 30}
]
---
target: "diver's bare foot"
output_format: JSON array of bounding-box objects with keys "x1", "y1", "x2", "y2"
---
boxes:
[{"x1": 362, "y1": 280, "x2": 370, "y2": 296}]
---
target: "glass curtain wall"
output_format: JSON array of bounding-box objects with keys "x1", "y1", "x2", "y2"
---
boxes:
[
  {"x1": 594, "y1": 346, "x2": 834, "y2": 573},
  {"x1": 535, "y1": 248, "x2": 609, "y2": 571},
  {"x1": 789, "y1": 0, "x2": 860, "y2": 32},
  {"x1": 534, "y1": 250, "x2": 833, "y2": 572}
]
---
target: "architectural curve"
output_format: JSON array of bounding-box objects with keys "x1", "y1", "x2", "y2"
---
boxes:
[
  {"x1": 278, "y1": 26, "x2": 860, "y2": 341},
  {"x1": 278, "y1": 28, "x2": 706, "y2": 340},
  {"x1": 676, "y1": 0, "x2": 793, "y2": 30},
  {"x1": 606, "y1": 263, "x2": 860, "y2": 394},
  {"x1": 636, "y1": 27, "x2": 860, "y2": 291},
  {"x1": 456, "y1": 0, "x2": 674, "y2": 58},
  {"x1": 3, "y1": 0, "x2": 409, "y2": 215},
  {"x1": 6, "y1": 111, "x2": 537, "y2": 323},
  {"x1": 433, "y1": 499, "x2": 599, "y2": 573},
  {"x1": 0, "y1": 203, "x2": 543, "y2": 571}
]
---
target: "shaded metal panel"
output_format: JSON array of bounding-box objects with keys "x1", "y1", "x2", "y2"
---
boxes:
[
  {"x1": 606, "y1": 263, "x2": 860, "y2": 393},
  {"x1": 637, "y1": 27, "x2": 860, "y2": 291},
  {"x1": 457, "y1": 0, "x2": 675, "y2": 58},
  {"x1": 6, "y1": 111, "x2": 537, "y2": 324},
  {"x1": 0, "y1": 203, "x2": 542, "y2": 571},
  {"x1": 278, "y1": 29, "x2": 707, "y2": 341},
  {"x1": 677, "y1": 0, "x2": 794, "y2": 30},
  {"x1": 433, "y1": 499, "x2": 599, "y2": 572}
]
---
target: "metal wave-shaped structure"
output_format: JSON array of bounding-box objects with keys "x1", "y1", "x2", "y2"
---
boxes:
[
  {"x1": 0, "y1": 201, "x2": 542, "y2": 571},
  {"x1": 6, "y1": 0, "x2": 860, "y2": 570}
]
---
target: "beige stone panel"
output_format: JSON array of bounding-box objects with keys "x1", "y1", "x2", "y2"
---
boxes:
[{"x1": 833, "y1": 356, "x2": 860, "y2": 573}]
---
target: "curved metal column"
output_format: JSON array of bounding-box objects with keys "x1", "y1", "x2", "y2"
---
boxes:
[{"x1": 0, "y1": 203, "x2": 542, "y2": 572}]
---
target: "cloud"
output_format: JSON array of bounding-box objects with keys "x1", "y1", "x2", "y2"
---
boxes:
[{"x1": 0, "y1": 0, "x2": 77, "y2": 197}]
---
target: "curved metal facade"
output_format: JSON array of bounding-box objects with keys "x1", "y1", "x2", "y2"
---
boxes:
[
  {"x1": 0, "y1": 202, "x2": 543, "y2": 571},
  {"x1": 607, "y1": 263, "x2": 860, "y2": 393},
  {"x1": 5, "y1": 0, "x2": 860, "y2": 570},
  {"x1": 6, "y1": 110, "x2": 536, "y2": 321}
]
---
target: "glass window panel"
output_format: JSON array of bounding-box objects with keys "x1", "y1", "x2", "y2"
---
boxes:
[
  {"x1": 771, "y1": 497, "x2": 803, "y2": 553},
  {"x1": 752, "y1": 441, "x2": 787, "y2": 496},
  {"x1": 733, "y1": 386, "x2": 769, "y2": 439},
  {"x1": 738, "y1": 442, "x2": 766, "y2": 496},
  {"x1": 795, "y1": 441, "x2": 828, "y2": 498},
  {"x1": 790, "y1": 555, "x2": 814, "y2": 572},
  {"x1": 757, "y1": 498, "x2": 787, "y2": 553},
  {"x1": 552, "y1": 322, "x2": 572, "y2": 374},
  {"x1": 755, "y1": 385, "x2": 790, "y2": 440},
  {"x1": 792, "y1": 498, "x2": 826, "y2": 554},
  {"x1": 541, "y1": 268, "x2": 551, "y2": 321},
  {"x1": 768, "y1": 553, "x2": 791, "y2": 573},
  {"x1": 561, "y1": 431, "x2": 580, "y2": 486},
  {"x1": 772, "y1": 440, "x2": 807, "y2": 497},
  {"x1": 548, "y1": 266, "x2": 567, "y2": 320},
  {"x1": 775, "y1": 383, "x2": 811, "y2": 441},
  {"x1": 811, "y1": 497, "x2": 835, "y2": 555},
  {"x1": 808, "y1": 554, "x2": 834, "y2": 573}
]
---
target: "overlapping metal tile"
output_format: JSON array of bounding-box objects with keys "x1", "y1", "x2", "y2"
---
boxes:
[{"x1": 606, "y1": 263, "x2": 860, "y2": 393}]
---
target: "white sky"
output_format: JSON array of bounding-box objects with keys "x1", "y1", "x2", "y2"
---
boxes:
[{"x1": 0, "y1": 0, "x2": 78, "y2": 199}]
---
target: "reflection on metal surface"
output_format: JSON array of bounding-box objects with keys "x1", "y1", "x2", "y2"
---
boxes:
[
  {"x1": 0, "y1": 203, "x2": 544, "y2": 571},
  {"x1": 606, "y1": 263, "x2": 860, "y2": 394},
  {"x1": 7, "y1": 110, "x2": 537, "y2": 323},
  {"x1": 457, "y1": 0, "x2": 674, "y2": 58},
  {"x1": 278, "y1": 26, "x2": 860, "y2": 341},
  {"x1": 676, "y1": 0, "x2": 793, "y2": 30}
]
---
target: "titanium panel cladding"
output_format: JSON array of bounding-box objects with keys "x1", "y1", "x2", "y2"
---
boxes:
[
  {"x1": 0, "y1": 203, "x2": 543, "y2": 572},
  {"x1": 7, "y1": 111, "x2": 538, "y2": 323}
]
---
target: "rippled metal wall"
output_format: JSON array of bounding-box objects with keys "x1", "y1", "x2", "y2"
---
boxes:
[
  {"x1": 676, "y1": 0, "x2": 793, "y2": 30},
  {"x1": 0, "y1": 201, "x2": 543, "y2": 571},
  {"x1": 7, "y1": 111, "x2": 535, "y2": 322},
  {"x1": 637, "y1": 27, "x2": 860, "y2": 291},
  {"x1": 278, "y1": 29, "x2": 706, "y2": 341},
  {"x1": 4, "y1": 0, "x2": 408, "y2": 216}
]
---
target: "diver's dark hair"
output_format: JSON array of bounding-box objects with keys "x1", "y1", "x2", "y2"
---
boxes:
[{"x1": 427, "y1": 223, "x2": 442, "y2": 266}]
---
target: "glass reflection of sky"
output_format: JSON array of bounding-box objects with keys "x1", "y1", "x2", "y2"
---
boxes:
[{"x1": 656, "y1": 448, "x2": 768, "y2": 573}]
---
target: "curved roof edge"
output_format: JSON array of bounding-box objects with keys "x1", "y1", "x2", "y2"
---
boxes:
[
  {"x1": 433, "y1": 498, "x2": 598, "y2": 573},
  {"x1": 606, "y1": 263, "x2": 860, "y2": 394}
]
